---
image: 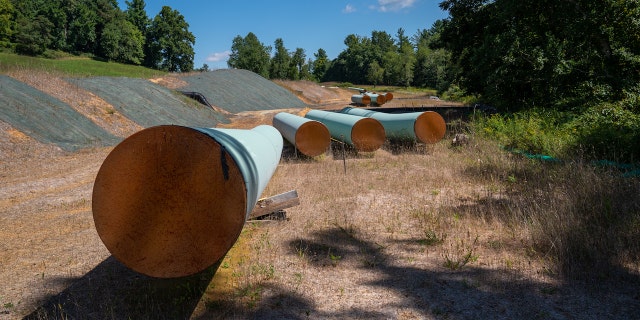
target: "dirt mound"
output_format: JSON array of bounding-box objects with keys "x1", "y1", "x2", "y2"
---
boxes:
[
  {"x1": 8, "y1": 70, "x2": 142, "y2": 138},
  {"x1": 177, "y1": 69, "x2": 307, "y2": 113},
  {"x1": 70, "y1": 77, "x2": 228, "y2": 129},
  {"x1": 273, "y1": 80, "x2": 352, "y2": 106},
  {"x1": 0, "y1": 75, "x2": 120, "y2": 152}
]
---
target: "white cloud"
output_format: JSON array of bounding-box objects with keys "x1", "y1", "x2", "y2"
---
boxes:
[
  {"x1": 373, "y1": 0, "x2": 416, "y2": 12},
  {"x1": 343, "y1": 4, "x2": 356, "y2": 13},
  {"x1": 205, "y1": 51, "x2": 231, "y2": 62}
]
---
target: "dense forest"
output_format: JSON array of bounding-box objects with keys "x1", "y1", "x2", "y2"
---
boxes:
[{"x1": 0, "y1": 0, "x2": 195, "y2": 72}]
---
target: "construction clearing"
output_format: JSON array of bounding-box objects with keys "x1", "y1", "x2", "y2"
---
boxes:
[{"x1": 1, "y1": 67, "x2": 638, "y2": 320}]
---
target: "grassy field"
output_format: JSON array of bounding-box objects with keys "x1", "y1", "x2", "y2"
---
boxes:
[{"x1": 0, "y1": 52, "x2": 166, "y2": 78}]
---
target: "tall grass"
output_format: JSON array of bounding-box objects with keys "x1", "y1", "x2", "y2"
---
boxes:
[{"x1": 0, "y1": 52, "x2": 166, "y2": 78}]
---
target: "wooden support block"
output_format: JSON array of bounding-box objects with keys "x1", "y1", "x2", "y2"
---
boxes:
[{"x1": 249, "y1": 190, "x2": 299, "y2": 220}]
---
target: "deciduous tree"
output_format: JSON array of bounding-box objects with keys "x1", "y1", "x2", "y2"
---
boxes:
[
  {"x1": 145, "y1": 6, "x2": 195, "y2": 72},
  {"x1": 100, "y1": 18, "x2": 144, "y2": 64},
  {"x1": 227, "y1": 32, "x2": 271, "y2": 78}
]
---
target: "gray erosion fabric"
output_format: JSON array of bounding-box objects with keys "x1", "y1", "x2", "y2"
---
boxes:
[
  {"x1": 179, "y1": 69, "x2": 307, "y2": 113},
  {"x1": 0, "y1": 75, "x2": 120, "y2": 151},
  {"x1": 70, "y1": 77, "x2": 228, "y2": 128}
]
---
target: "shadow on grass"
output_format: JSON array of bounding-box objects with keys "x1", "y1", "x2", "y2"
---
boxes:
[
  {"x1": 24, "y1": 256, "x2": 219, "y2": 320},
  {"x1": 273, "y1": 227, "x2": 640, "y2": 319},
  {"x1": 23, "y1": 226, "x2": 640, "y2": 319}
]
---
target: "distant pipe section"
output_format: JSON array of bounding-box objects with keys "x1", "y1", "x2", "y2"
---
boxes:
[
  {"x1": 382, "y1": 92, "x2": 393, "y2": 102},
  {"x1": 304, "y1": 109, "x2": 385, "y2": 152},
  {"x1": 92, "y1": 125, "x2": 283, "y2": 278},
  {"x1": 272, "y1": 112, "x2": 331, "y2": 157},
  {"x1": 340, "y1": 107, "x2": 446, "y2": 144},
  {"x1": 364, "y1": 92, "x2": 386, "y2": 105},
  {"x1": 351, "y1": 94, "x2": 371, "y2": 106}
]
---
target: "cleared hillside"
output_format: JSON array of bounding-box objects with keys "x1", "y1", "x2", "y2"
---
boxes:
[
  {"x1": 178, "y1": 69, "x2": 307, "y2": 113},
  {"x1": 0, "y1": 75, "x2": 120, "y2": 152},
  {"x1": 70, "y1": 77, "x2": 228, "y2": 129}
]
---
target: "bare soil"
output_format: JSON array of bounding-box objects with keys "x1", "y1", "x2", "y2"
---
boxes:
[{"x1": 1, "y1": 77, "x2": 638, "y2": 319}]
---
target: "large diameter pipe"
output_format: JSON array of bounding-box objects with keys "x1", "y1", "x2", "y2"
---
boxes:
[
  {"x1": 365, "y1": 92, "x2": 387, "y2": 105},
  {"x1": 351, "y1": 94, "x2": 371, "y2": 105},
  {"x1": 92, "y1": 125, "x2": 283, "y2": 278},
  {"x1": 382, "y1": 92, "x2": 393, "y2": 102},
  {"x1": 272, "y1": 112, "x2": 331, "y2": 157},
  {"x1": 304, "y1": 109, "x2": 385, "y2": 152},
  {"x1": 340, "y1": 107, "x2": 446, "y2": 144}
]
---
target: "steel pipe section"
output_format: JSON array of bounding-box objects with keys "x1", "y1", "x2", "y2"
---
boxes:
[
  {"x1": 304, "y1": 109, "x2": 385, "y2": 152},
  {"x1": 92, "y1": 125, "x2": 282, "y2": 278},
  {"x1": 340, "y1": 107, "x2": 446, "y2": 144},
  {"x1": 272, "y1": 112, "x2": 331, "y2": 157},
  {"x1": 350, "y1": 94, "x2": 371, "y2": 105},
  {"x1": 365, "y1": 92, "x2": 387, "y2": 105}
]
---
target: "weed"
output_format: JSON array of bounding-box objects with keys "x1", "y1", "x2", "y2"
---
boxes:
[
  {"x1": 419, "y1": 230, "x2": 445, "y2": 246},
  {"x1": 328, "y1": 249, "x2": 342, "y2": 267},
  {"x1": 443, "y1": 235, "x2": 479, "y2": 270}
]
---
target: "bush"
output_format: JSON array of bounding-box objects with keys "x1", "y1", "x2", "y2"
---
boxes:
[
  {"x1": 473, "y1": 108, "x2": 574, "y2": 158},
  {"x1": 570, "y1": 103, "x2": 640, "y2": 163}
]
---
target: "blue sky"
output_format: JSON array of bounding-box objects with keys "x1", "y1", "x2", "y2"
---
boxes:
[{"x1": 116, "y1": 0, "x2": 449, "y2": 70}]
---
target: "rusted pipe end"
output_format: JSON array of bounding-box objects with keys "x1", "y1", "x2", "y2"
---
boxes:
[
  {"x1": 351, "y1": 118, "x2": 386, "y2": 152},
  {"x1": 384, "y1": 92, "x2": 394, "y2": 102},
  {"x1": 295, "y1": 120, "x2": 331, "y2": 157},
  {"x1": 375, "y1": 95, "x2": 387, "y2": 105},
  {"x1": 92, "y1": 125, "x2": 247, "y2": 278},
  {"x1": 414, "y1": 111, "x2": 446, "y2": 144}
]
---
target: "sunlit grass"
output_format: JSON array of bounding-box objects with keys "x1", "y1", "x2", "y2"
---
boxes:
[{"x1": 0, "y1": 52, "x2": 166, "y2": 78}]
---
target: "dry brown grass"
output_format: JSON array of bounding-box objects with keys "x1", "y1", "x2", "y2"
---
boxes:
[{"x1": 190, "y1": 136, "x2": 640, "y2": 319}]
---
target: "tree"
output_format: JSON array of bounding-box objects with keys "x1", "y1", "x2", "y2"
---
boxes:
[
  {"x1": 269, "y1": 38, "x2": 290, "y2": 79},
  {"x1": 227, "y1": 32, "x2": 271, "y2": 78},
  {"x1": 66, "y1": 2, "x2": 98, "y2": 53},
  {"x1": 145, "y1": 6, "x2": 195, "y2": 72},
  {"x1": 366, "y1": 60, "x2": 384, "y2": 87},
  {"x1": 438, "y1": 0, "x2": 640, "y2": 110},
  {"x1": 124, "y1": 0, "x2": 149, "y2": 35},
  {"x1": 0, "y1": 0, "x2": 14, "y2": 47},
  {"x1": 312, "y1": 48, "x2": 330, "y2": 81},
  {"x1": 289, "y1": 48, "x2": 306, "y2": 80},
  {"x1": 100, "y1": 18, "x2": 144, "y2": 64},
  {"x1": 412, "y1": 23, "x2": 453, "y2": 91},
  {"x1": 14, "y1": 15, "x2": 53, "y2": 55}
]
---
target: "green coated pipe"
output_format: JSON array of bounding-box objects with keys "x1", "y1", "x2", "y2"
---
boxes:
[
  {"x1": 272, "y1": 112, "x2": 331, "y2": 157},
  {"x1": 351, "y1": 94, "x2": 371, "y2": 105},
  {"x1": 364, "y1": 92, "x2": 387, "y2": 105},
  {"x1": 304, "y1": 109, "x2": 385, "y2": 152},
  {"x1": 92, "y1": 125, "x2": 283, "y2": 278},
  {"x1": 340, "y1": 107, "x2": 446, "y2": 144}
]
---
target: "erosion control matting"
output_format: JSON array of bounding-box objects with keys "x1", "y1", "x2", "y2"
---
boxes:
[
  {"x1": 0, "y1": 75, "x2": 120, "y2": 151},
  {"x1": 179, "y1": 69, "x2": 307, "y2": 113},
  {"x1": 70, "y1": 77, "x2": 229, "y2": 128}
]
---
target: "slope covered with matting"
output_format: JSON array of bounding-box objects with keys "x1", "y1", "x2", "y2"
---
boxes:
[
  {"x1": 71, "y1": 77, "x2": 229, "y2": 129},
  {"x1": 0, "y1": 75, "x2": 120, "y2": 151},
  {"x1": 179, "y1": 69, "x2": 307, "y2": 113}
]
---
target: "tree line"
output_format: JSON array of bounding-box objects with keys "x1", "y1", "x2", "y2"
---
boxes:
[
  {"x1": 0, "y1": 0, "x2": 195, "y2": 72},
  {"x1": 227, "y1": 25, "x2": 453, "y2": 92}
]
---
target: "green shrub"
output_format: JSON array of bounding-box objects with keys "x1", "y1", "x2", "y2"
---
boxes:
[
  {"x1": 473, "y1": 108, "x2": 574, "y2": 158},
  {"x1": 570, "y1": 103, "x2": 640, "y2": 163}
]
